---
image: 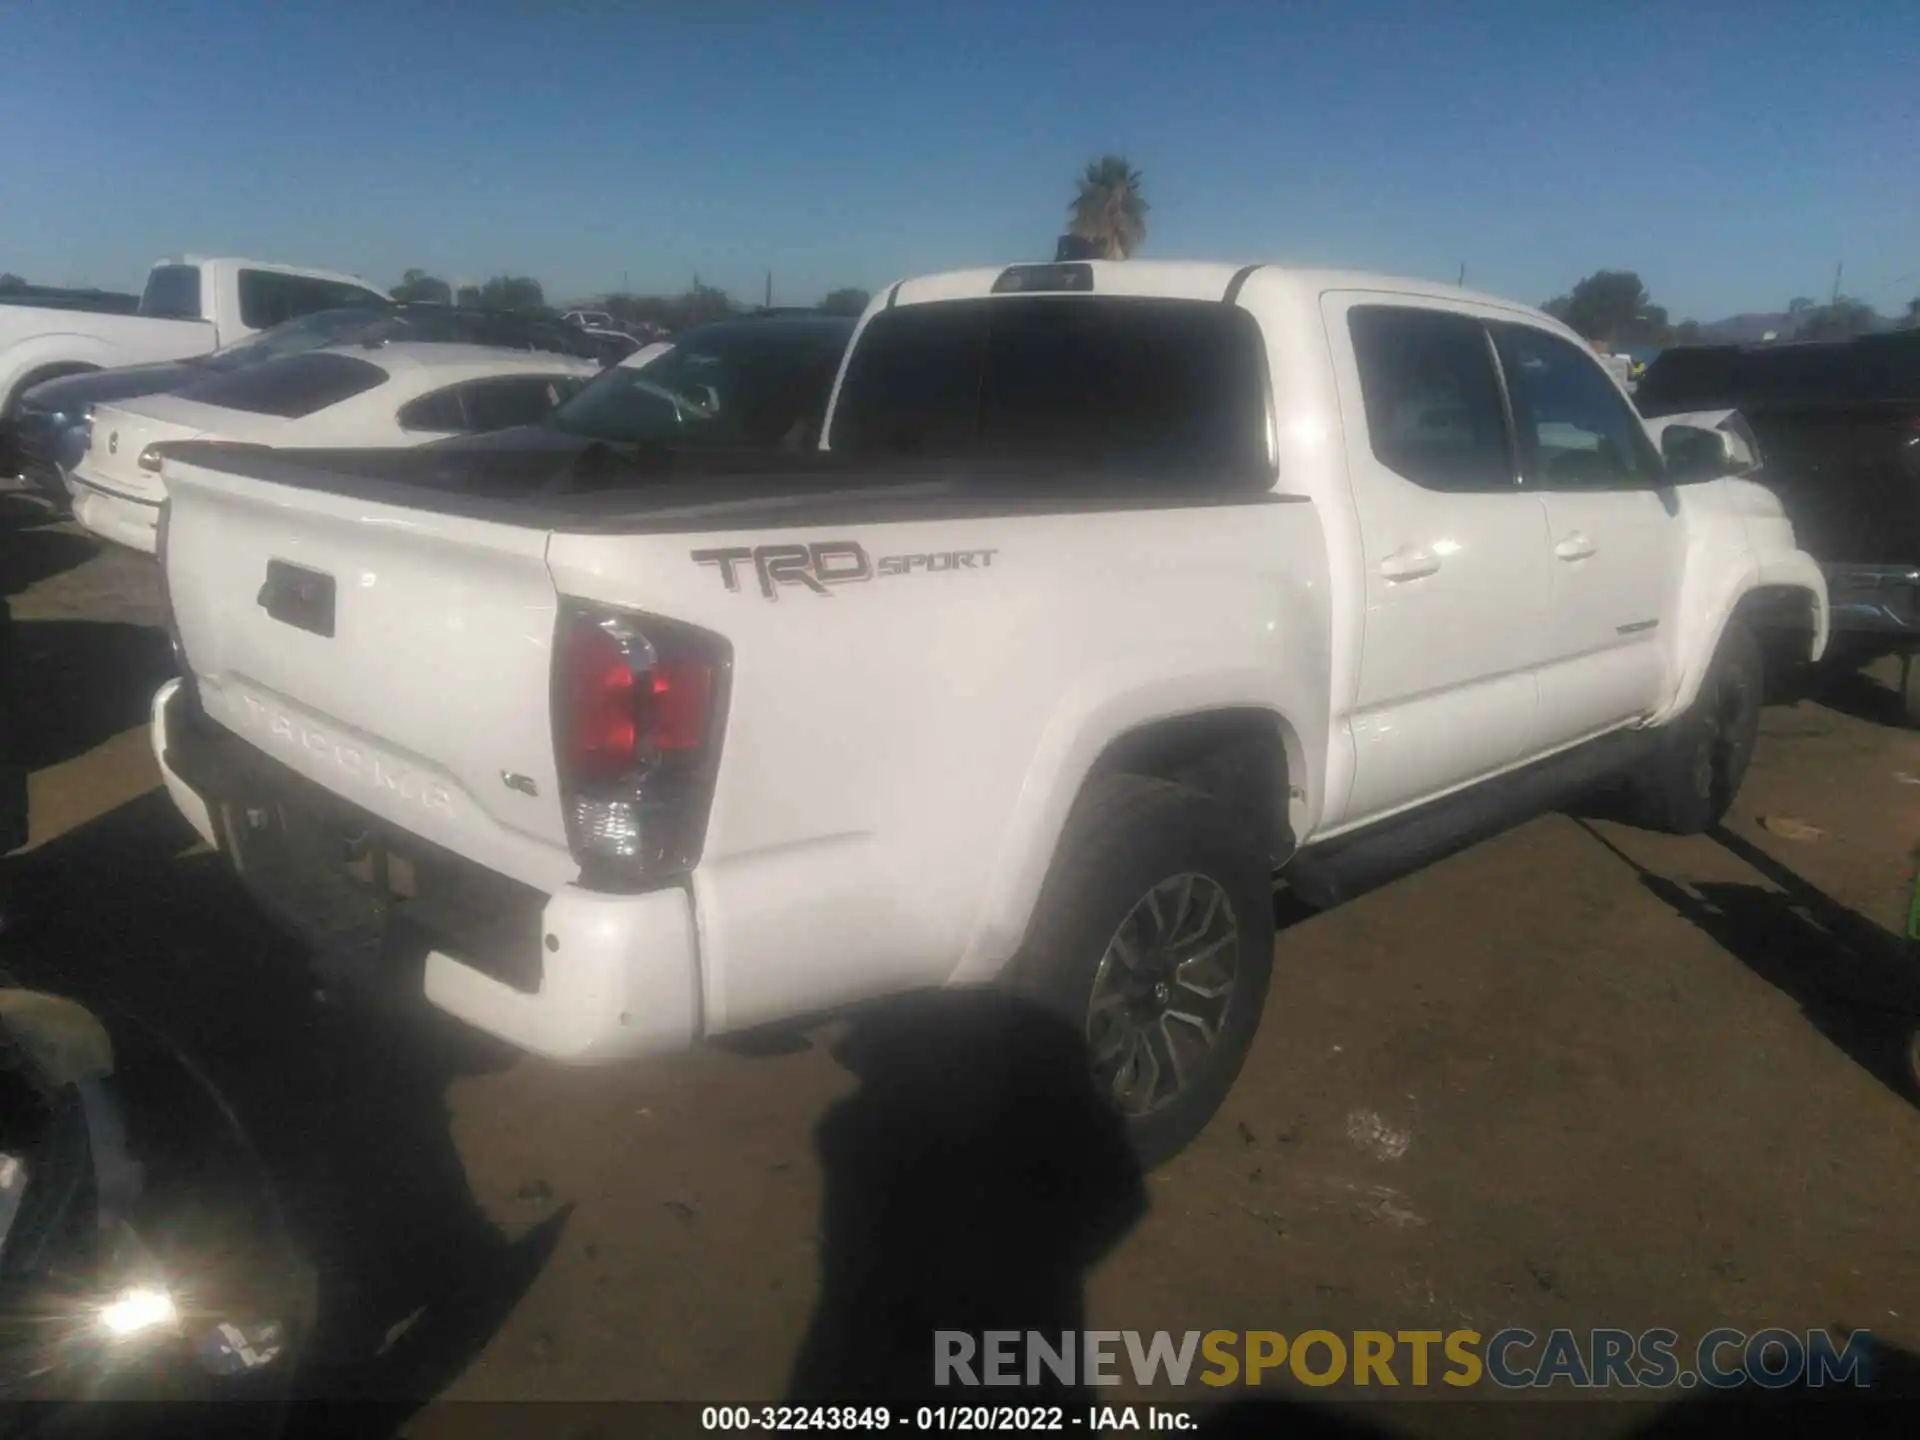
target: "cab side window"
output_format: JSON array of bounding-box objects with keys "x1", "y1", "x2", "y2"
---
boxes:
[
  {"x1": 1493, "y1": 324, "x2": 1661, "y2": 488},
  {"x1": 1348, "y1": 306, "x2": 1515, "y2": 491}
]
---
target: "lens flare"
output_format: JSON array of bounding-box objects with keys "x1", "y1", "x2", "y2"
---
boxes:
[{"x1": 97, "y1": 1285, "x2": 178, "y2": 1339}]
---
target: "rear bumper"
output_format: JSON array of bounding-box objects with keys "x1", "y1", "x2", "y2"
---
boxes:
[
  {"x1": 1823, "y1": 563, "x2": 1920, "y2": 643},
  {"x1": 149, "y1": 678, "x2": 702, "y2": 1063},
  {"x1": 69, "y1": 465, "x2": 161, "y2": 554}
]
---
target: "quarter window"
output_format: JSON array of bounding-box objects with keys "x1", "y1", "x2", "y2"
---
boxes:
[
  {"x1": 459, "y1": 375, "x2": 582, "y2": 431},
  {"x1": 1347, "y1": 306, "x2": 1514, "y2": 491},
  {"x1": 396, "y1": 386, "x2": 469, "y2": 433}
]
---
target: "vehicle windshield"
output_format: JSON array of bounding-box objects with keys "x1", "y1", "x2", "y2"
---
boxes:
[{"x1": 548, "y1": 324, "x2": 849, "y2": 448}]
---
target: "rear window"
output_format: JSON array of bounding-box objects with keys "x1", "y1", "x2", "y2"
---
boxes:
[
  {"x1": 829, "y1": 297, "x2": 1272, "y2": 481},
  {"x1": 238, "y1": 270, "x2": 387, "y2": 331},
  {"x1": 139, "y1": 265, "x2": 203, "y2": 321},
  {"x1": 173, "y1": 352, "x2": 388, "y2": 418}
]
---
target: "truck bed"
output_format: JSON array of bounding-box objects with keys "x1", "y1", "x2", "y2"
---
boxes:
[
  {"x1": 160, "y1": 440, "x2": 1299, "y2": 533},
  {"x1": 0, "y1": 287, "x2": 141, "y2": 316}
]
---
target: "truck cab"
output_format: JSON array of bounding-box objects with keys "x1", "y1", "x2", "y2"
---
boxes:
[{"x1": 1, "y1": 256, "x2": 389, "y2": 438}]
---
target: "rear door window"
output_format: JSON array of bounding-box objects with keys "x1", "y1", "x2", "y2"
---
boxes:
[
  {"x1": 1347, "y1": 305, "x2": 1514, "y2": 491},
  {"x1": 139, "y1": 265, "x2": 204, "y2": 320},
  {"x1": 174, "y1": 352, "x2": 389, "y2": 418},
  {"x1": 238, "y1": 270, "x2": 387, "y2": 331},
  {"x1": 829, "y1": 296, "x2": 1272, "y2": 482}
]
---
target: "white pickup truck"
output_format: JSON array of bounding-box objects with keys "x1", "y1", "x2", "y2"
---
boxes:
[
  {"x1": 147, "y1": 260, "x2": 1828, "y2": 1163},
  {"x1": 1, "y1": 256, "x2": 388, "y2": 425}
]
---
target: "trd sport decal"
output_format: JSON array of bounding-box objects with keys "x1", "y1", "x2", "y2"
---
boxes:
[{"x1": 691, "y1": 541, "x2": 998, "y2": 599}]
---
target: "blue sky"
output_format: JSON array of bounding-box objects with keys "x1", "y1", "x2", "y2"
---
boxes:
[{"x1": 3, "y1": 0, "x2": 1915, "y2": 319}]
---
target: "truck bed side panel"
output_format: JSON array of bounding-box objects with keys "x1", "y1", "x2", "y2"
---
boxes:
[{"x1": 547, "y1": 497, "x2": 1332, "y2": 1032}]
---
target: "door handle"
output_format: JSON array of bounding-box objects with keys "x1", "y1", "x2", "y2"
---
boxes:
[
  {"x1": 1554, "y1": 533, "x2": 1598, "y2": 561},
  {"x1": 1379, "y1": 547, "x2": 1440, "y2": 582}
]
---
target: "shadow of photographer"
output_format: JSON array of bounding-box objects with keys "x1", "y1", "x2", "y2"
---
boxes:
[{"x1": 787, "y1": 984, "x2": 1920, "y2": 1438}]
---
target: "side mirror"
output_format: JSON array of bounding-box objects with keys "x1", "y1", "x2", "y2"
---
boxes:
[{"x1": 1661, "y1": 423, "x2": 1755, "y2": 482}]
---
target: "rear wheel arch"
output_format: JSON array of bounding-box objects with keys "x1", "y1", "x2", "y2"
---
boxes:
[
  {"x1": 3, "y1": 361, "x2": 101, "y2": 417},
  {"x1": 1079, "y1": 706, "x2": 1300, "y2": 870}
]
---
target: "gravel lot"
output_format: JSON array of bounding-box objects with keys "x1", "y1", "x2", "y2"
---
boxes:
[{"x1": 6, "y1": 494, "x2": 1919, "y2": 1435}]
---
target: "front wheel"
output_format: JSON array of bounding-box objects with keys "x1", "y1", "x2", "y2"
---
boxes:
[
  {"x1": 1633, "y1": 621, "x2": 1763, "y2": 835},
  {"x1": 1009, "y1": 775, "x2": 1274, "y2": 1169}
]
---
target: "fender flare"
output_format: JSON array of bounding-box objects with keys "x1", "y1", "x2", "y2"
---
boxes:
[
  {"x1": 1651, "y1": 550, "x2": 1828, "y2": 727},
  {"x1": 946, "y1": 671, "x2": 1316, "y2": 986}
]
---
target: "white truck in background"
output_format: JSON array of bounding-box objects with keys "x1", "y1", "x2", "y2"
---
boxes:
[
  {"x1": 147, "y1": 259, "x2": 1827, "y2": 1164},
  {"x1": 1, "y1": 256, "x2": 389, "y2": 427}
]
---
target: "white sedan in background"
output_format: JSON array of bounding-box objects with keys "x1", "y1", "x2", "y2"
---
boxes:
[{"x1": 69, "y1": 343, "x2": 600, "y2": 554}]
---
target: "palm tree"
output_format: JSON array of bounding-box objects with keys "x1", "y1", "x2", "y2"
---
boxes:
[{"x1": 1068, "y1": 155, "x2": 1149, "y2": 260}]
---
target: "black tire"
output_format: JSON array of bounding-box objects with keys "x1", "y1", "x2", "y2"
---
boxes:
[
  {"x1": 1900, "y1": 652, "x2": 1920, "y2": 730},
  {"x1": 1634, "y1": 620, "x2": 1763, "y2": 835},
  {"x1": 1007, "y1": 774, "x2": 1274, "y2": 1169}
]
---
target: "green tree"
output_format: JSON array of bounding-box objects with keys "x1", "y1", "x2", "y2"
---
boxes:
[
  {"x1": 1898, "y1": 297, "x2": 1919, "y2": 330},
  {"x1": 477, "y1": 274, "x2": 546, "y2": 312},
  {"x1": 1787, "y1": 296, "x2": 1817, "y2": 316},
  {"x1": 0, "y1": 273, "x2": 25, "y2": 293},
  {"x1": 390, "y1": 268, "x2": 453, "y2": 304},
  {"x1": 818, "y1": 288, "x2": 871, "y2": 317},
  {"x1": 1067, "y1": 155, "x2": 1149, "y2": 260},
  {"x1": 601, "y1": 284, "x2": 736, "y2": 334},
  {"x1": 673, "y1": 283, "x2": 735, "y2": 329},
  {"x1": 1674, "y1": 319, "x2": 1703, "y2": 344},
  {"x1": 1543, "y1": 270, "x2": 1668, "y2": 344},
  {"x1": 1794, "y1": 297, "x2": 1880, "y2": 341}
]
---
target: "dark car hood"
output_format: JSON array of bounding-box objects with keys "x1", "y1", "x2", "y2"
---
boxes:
[{"x1": 23, "y1": 360, "x2": 207, "y2": 415}]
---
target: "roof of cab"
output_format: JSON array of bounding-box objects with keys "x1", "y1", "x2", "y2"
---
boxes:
[
  {"x1": 883, "y1": 259, "x2": 1562, "y2": 328},
  {"x1": 159, "y1": 255, "x2": 381, "y2": 291}
]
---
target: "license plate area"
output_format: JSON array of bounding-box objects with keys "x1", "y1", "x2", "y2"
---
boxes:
[{"x1": 173, "y1": 701, "x2": 547, "y2": 996}]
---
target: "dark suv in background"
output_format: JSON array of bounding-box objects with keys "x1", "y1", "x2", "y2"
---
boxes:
[{"x1": 1637, "y1": 331, "x2": 1920, "y2": 723}]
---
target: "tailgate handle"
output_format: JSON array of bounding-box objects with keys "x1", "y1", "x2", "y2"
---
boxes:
[{"x1": 258, "y1": 561, "x2": 336, "y2": 638}]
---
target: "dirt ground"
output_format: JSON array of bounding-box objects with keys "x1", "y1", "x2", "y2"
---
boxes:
[{"x1": 6, "y1": 492, "x2": 1920, "y2": 1435}]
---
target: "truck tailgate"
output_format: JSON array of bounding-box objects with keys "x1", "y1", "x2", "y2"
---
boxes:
[{"x1": 162, "y1": 452, "x2": 578, "y2": 893}]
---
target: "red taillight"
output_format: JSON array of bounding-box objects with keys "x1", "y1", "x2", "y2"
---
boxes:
[
  {"x1": 555, "y1": 607, "x2": 730, "y2": 882},
  {"x1": 564, "y1": 623, "x2": 639, "y2": 778},
  {"x1": 561, "y1": 622, "x2": 717, "y2": 778},
  {"x1": 644, "y1": 662, "x2": 714, "y2": 752}
]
